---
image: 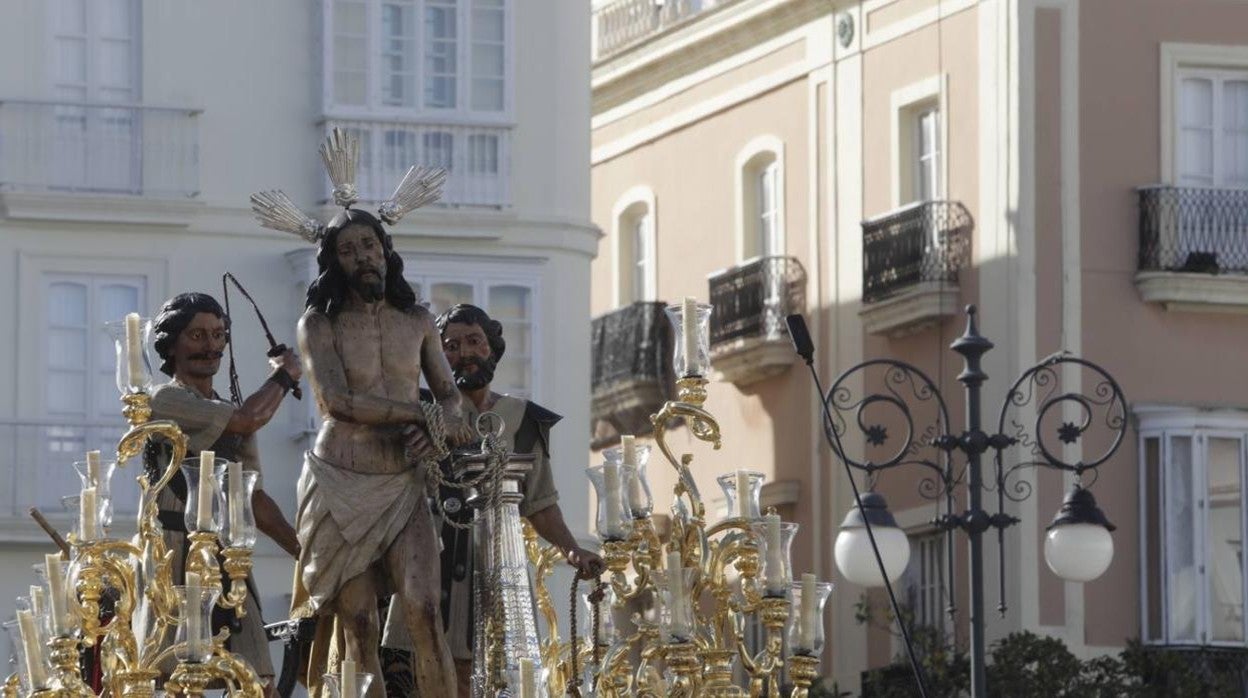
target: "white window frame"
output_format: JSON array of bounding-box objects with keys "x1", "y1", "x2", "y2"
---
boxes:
[
  {"x1": 1161, "y1": 43, "x2": 1248, "y2": 186},
  {"x1": 611, "y1": 185, "x2": 657, "y2": 307},
  {"x1": 905, "y1": 531, "x2": 948, "y2": 633},
  {"x1": 9, "y1": 251, "x2": 166, "y2": 537},
  {"x1": 1138, "y1": 405, "x2": 1248, "y2": 647},
  {"x1": 321, "y1": 0, "x2": 515, "y2": 124},
  {"x1": 734, "y1": 135, "x2": 786, "y2": 263},
  {"x1": 890, "y1": 74, "x2": 947, "y2": 208},
  {"x1": 47, "y1": 0, "x2": 141, "y2": 104}
]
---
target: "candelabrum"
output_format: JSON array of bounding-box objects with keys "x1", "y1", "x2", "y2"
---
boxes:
[
  {"x1": 526, "y1": 298, "x2": 831, "y2": 698},
  {"x1": 3, "y1": 314, "x2": 265, "y2": 698}
]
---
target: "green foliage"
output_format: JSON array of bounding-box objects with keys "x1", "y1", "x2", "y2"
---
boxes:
[
  {"x1": 849, "y1": 596, "x2": 1248, "y2": 696},
  {"x1": 856, "y1": 631, "x2": 1248, "y2": 697}
]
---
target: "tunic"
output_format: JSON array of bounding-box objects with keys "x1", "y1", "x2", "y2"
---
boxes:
[
  {"x1": 146, "y1": 380, "x2": 274, "y2": 678},
  {"x1": 381, "y1": 394, "x2": 561, "y2": 658}
]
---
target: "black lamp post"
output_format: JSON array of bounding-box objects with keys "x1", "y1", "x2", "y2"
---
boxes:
[{"x1": 822, "y1": 306, "x2": 1126, "y2": 698}]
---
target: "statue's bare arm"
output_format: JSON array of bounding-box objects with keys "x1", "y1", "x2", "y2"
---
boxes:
[{"x1": 297, "y1": 310, "x2": 426, "y2": 426}]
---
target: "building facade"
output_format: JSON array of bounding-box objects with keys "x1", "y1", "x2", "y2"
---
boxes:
[
  {"x1": 0, "y1": 0, "x2": 596, "y2": 681},
  {"x1": 589, "y1": 0, "x2": 1248, "y2": 690}
]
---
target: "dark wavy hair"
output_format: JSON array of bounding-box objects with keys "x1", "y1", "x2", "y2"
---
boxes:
[
  {"x1": 305, "y1": 209, "x2": 417, "y2": 316},
  {"x1": 152, "y1": 292, "x2": 229, "y2": 376},
  {"x1": 435, "y1": 304, "x2": 505, "y2": 361}
]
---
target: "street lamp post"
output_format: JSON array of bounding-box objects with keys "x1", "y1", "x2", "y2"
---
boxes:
[{"x1": 822, "y1": 307, "x2": 1126, "y2": 698}]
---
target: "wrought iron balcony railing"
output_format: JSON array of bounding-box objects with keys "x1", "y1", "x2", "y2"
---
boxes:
[
  {"x1": 590, "y1": 301, "x2": 674, "y2": 446},
  {"x1": 592, "y1": 0, "x2": 741, "y2": 61},
  {"x1": 861, "y1": 200, "x2": 972, "y2": 304},
  {"x1": 0, "y1": 99, "x2": 201, "y2": 197},
  {"x1": 1138, "y1": 185, "x2": 1248, "y2": 273},
  {"x1": 323, "y1": 118, "x2": 511, "y2": 209},
  {"x1": 707, "y1": 256, "x2": 806, "y2": 350}
]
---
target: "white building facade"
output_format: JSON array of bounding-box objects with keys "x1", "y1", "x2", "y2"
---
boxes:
[{"x1": 0, "y1": 0, "x2": 596, "y2": 681}]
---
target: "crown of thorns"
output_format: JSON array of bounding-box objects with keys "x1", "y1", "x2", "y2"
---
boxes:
[{"x1": 249, "y1": 127, "x2": 448, "y2": 243}]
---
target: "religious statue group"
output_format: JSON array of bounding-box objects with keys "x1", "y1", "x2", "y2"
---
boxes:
[{"x1": 142, "y1": 129, "x2": 603, "y2": 697}]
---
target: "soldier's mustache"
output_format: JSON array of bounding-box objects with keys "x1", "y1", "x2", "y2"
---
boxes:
[
  {"x1": 453, "y1": 355, "x2": 496, "y2": 388},
  {"x1": 189, "y1": 351, "x2": 223, "y2": 361}
]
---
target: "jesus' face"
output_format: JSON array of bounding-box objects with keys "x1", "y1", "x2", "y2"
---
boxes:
[{"x1": 335, "y1": 223, "x2": 387, "y2": 302}]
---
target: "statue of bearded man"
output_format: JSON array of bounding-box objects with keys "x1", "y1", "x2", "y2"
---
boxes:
[{"x1": 289, "y1": 208, "x2": 474, "y2": 697}]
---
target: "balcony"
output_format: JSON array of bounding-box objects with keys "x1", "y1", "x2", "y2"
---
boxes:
[
  {"x1": 0, "y1": 100, "x2": 201, "y2": 199},
  {"x1": 706, "y1": 256, "x2": 805, "y2": 386},
  {"x1": 323, "y1": 118, "x2": 510, "y2": 210},
  {"x1": 1137, "y1": 185, "x2": 1248, "y2": 312},
  {"x1": 590, "y1": 301, "x2": 674, "y2": 449},
  {"x1": 860, "y1": 200, "x2": 972, "y2": 337},
  {"x1": 592, "y1": 0, "x2": 741, "y2": 61},
  {"x1": 0, "y1": 420, "x2": 140, "y2": 542}
]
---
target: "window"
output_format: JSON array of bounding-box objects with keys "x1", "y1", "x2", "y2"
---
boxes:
[
  {"x1": 1177, "y1": 69, "x2": 1248, "y2": 188},
  {"x1": 38, "y1": 273, "x2": 146, "y2": 516},
  {"x1": 632, "y1": 212, "x2": 655, "y2": 302},
  {"x1": 890, "y1": 75, "x2": 945, "y2": 208},
  {"x1": 1141, "y1": 407, "x2": 1248, "y2": 645},
  {"x1": 903, "y1": 532, "x2": 947, "y2": 632},
  {"x1": 914, "y1": 108, "x2": 942, "y2": 202},
  {"x1": 735, "y1": 136, "x2": 785, "y2": 262},
  {"x1": 405, "y1": 265, "x2": 537, "y2": 399},
  {"x1": 757, "y1": 161, "x2": 781, "y2": 257},
  {"x1": 325, "y1": 0, "x2": 509, "y2": 115},
  {"x1": 50, "y1": 0, "x2": 140, "y2": 192}
]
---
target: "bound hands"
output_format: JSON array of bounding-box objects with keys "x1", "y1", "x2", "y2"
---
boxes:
[
  {"x1": 566, "y1": 546, "x2": 606, "y2": 580},
  {"x1": 403, "y1": 415, "x2": 476, "y2": 466}
]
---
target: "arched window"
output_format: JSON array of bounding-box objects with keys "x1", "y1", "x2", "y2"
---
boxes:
[
  {"x1": 612, "y1": 186, "x2": 657, "y2": 306},
  {"x1": 735, "y1": 136, "x2": 785, "y2": 261}
]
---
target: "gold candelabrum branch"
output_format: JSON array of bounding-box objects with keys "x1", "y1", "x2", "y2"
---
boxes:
[{"x1": 2, "y1": 390, "x2": 267, "y2": 697}]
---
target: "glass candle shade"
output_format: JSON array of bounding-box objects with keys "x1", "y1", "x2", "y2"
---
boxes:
[
  {"x1": 174, "y1": 584, "x2": 221, "y2": 663},
  {"x1": 104, "y1": 315, "x2": 153, "y2": 395},
  {"x1": 665, "y1": 301, "x2": 713, "y2": 379},
  {"x1": 787, "y1": 578, "x2": 834, "y2": 657},
  {"x1": 41, "y1": 559, "x2": 73, "y2": 637},
  {"x1": 654, "y1": 567, "x2": 698, "y2": 643},
  {"x1": 180, "y1": 457, "x2": 228, "y2": 534},
  {"x1": 323, "y1": 671, "x2": 376, "y2": 698},
  {"x1": 604, "y1": 443, "x2": 653, "y2": 519},
  {"x1": 716, "y1": 470, "x2": 764, "y2": 520},
  {"x1": 216, "y1": 468, "x2": 259, "y2": 549},
  {"x1": 582, "y1": 585, "x2": 617, "y2": 647},
  {"x1": 751, "y1": 520, "x2": 799, "y2": 597},
  {"x1": 2, "y1": 617, "x2": 31, "y2": 692},
  {"x1": 587, "y1": 463, "x2": 631, "y2": 542},
  {"x1": 73, "y1": 458, "x2": 117, "y2": 530}
]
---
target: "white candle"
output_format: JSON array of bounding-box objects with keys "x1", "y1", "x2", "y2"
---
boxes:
[
  {"x1": 763, "y1": 513, "x2": 783, "y2": 593},
  {"x1": 227, "y1": 461, "x2": 244, "y2": 544},
  {"x1": 29, "y1": 585, "x2": 45, "y2": 632},
  {"x1": 681, "y1": 297, "x2": 699, "y2": 375},
  {"x1": 86, "y1": 450, "x2": 101, "y2": 487},
  {"x1": 518, "y1": 657, "x2": 536, "y2": 698},
  {"x1": 45, "y1": 553, "x2": 67, "y2": 636},
  {"x1": 602, "y1": 462, "x2": 622, "y2": 538},
  {"x1": 798, "y1": 573, "x2": 817, "y2": 650},
  {"x1": 197, "y1": 451, "x2": 215, "y2": 531},
  {"x1": 666, "y1": 551, "x2": 688, "y2": 639},
  {"x1": 125, "y1": 312, "x2": 144, "y2": 390},
  {"x1": 341, "y1": 655, "x2": 358, "y2": 698},
  {"x1": 185, "y1": 572, "x2": 202, "y2": 658},
  {"x1": 621, "y1": 435, "x2": 644, "y2": 516},
  {"x1": 80, "y1": 486, "x2": 98, "y2": 541},
  {"x1": 735, "y1": 470, "x2": 751, "y2": 518},
  {"x1": 17, "y1": 609, "x2": 49, "y2": 688}
]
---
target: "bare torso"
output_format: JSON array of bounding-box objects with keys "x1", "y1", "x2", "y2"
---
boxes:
[{"x1": 300, "y1": 301, "x2": 459, "y2": 474}]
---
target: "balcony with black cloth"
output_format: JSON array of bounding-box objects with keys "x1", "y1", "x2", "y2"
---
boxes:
[
  {"x1": 1137, "y1": 185, "x2": 1248, "y2": 312},
  {"x1": 705, "y1": 255, "x2": 806, "y2": 386},
  {"x1": 860, "y1": 200, "x2": 972, "y2": 337},
  {"x1": 590, "y1": 301, "x2": 675, "y2": 449}
]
